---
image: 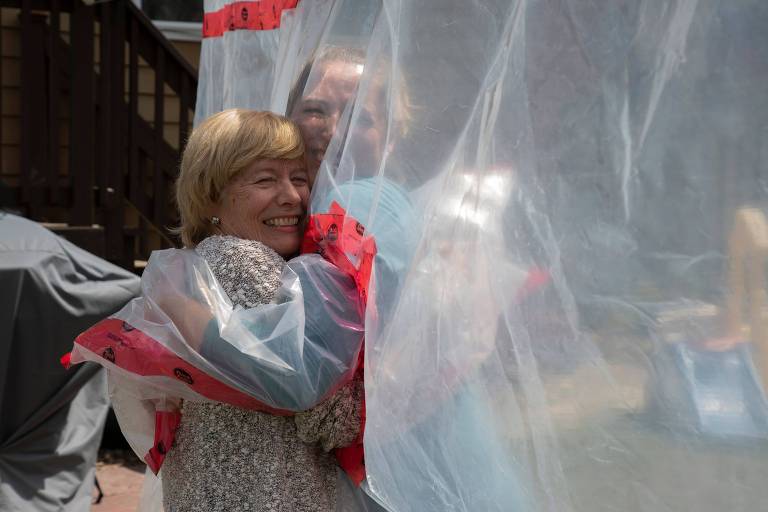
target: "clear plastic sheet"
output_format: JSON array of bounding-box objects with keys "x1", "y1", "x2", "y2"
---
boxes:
[
  {"x1": 280, "y1": 1, "x2": 768, "y2": 511},
  {"x1": 145, "y1": 0, "x2": 768, "y2": 510},
  {"x1": 194, "y1": 0, "x2": 299, "y2": 125}
]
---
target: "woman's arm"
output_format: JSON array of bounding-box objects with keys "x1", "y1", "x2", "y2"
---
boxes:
[
  {"x1": 152, "y1": 245, "x2": 365, "y2": 412},
  {"x1": 294, "y1": 376, "x2": 364, "y2": 451},
  {"x1": 198, "y1": 254, "x2": 364, "y2": 411},
  {"x1": 154, "y1": 295, "x2": 211, "y2": 351}
]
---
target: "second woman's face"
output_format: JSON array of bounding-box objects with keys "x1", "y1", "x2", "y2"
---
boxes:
[
  {"x1": 291, "y1": 60, "x2": 387, "y2": 181},
  {"x1": 291, "y1": 60, "x2": 362, "y2": 182},
  {"x1": 212, "y1": 158, "x2": 310, "y2": 257}
]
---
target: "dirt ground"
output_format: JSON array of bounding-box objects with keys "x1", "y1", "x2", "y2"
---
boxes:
[{"x1": 91, "y1": 450, "x2": 145, "y2": 512}]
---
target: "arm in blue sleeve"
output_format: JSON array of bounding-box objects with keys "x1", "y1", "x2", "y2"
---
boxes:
[{"x1": 199, "y1": 254, "x2": 364, "y2": 411}]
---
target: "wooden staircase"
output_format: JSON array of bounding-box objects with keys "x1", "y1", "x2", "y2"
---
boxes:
[{"x1": 2, "y1": 0, "x2": 197, "y2": 272}]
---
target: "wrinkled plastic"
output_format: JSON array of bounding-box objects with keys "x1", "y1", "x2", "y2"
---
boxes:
[
  {"x1": 73, "y1": 248, "x2": 363, "y2": 406},
  {"x1": 278, "y1": 1, "x2": 768, "y2": 511},
  {"x1": 148, "y1": 0, "x2": 768, "y2": 510},
  {"x1": 194, "y1": 0, "x2": 299, "y2": 125}
]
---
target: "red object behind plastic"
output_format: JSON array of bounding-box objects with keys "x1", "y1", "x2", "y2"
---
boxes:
[
  {"x1": 75, "y1": 318, "x2": 293, "y2": 416},
  {"x1": 202, "y1": 0, "x2": 299, "y2": 38},
  {"x1": 302, "y1": 201, "x2": 377, "y2": 307},
  {"x1": 302, "y1": 202, "x2": 376, "y2": 485}
]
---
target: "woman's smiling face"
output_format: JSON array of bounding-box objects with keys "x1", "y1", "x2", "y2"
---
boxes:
[
  {"x1": 211, "y1": 158, "x2": 310, "y2": 257},
  {"x1": 289, "y1": 53, "x2": 397, "y2": 185}
]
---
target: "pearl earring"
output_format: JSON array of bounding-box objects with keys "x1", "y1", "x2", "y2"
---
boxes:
[{"x1": 211, "y1": 216, "x2": 221, "y2": 225}]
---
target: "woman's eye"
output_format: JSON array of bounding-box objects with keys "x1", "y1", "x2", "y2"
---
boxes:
[
  {"x1": 291, "y1": 176, "x2": 308, "y2": 185},
  {"x1": 254, "y1": 177, "x2": 275, "y2": 185}
]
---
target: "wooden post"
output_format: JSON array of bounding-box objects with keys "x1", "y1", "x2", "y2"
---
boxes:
[
  {"x1": 47, "y1": 0, "x2": 61, "y2": 206},
  {"x1": 128, "y1": 15, "x2": 142, "y2": 262},
  {"x1": 70, "y1": 0, "x2": 96, "y2": 225},
  {"x1": 20, "y1": 5, "x2": 49, "y2": 218},
  {"x1": 153, "y1": 47, "x2": 166, "y2": 239},
  {"x1": 179, "y1": 75, "x2": 189, "y2": 153},
  {"x1": 101, "y1": 1, "x2": 127, "y2": 264}
]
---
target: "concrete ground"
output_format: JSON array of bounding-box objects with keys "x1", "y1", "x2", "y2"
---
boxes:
[{"x1": 91, "y1": 450, "x2": 145, "y2": 512}]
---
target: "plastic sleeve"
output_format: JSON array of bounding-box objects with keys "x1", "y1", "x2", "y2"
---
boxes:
[{"x1": 200, "y1": 254, "x2": 364, "y2": 411}]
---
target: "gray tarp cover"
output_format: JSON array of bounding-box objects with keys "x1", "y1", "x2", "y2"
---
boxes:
[{"x1": 0, "y1": 213, "x2": 140, "y2": 511}]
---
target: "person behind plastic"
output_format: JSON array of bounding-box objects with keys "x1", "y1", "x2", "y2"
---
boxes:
[
  {"x1": 288, "y1": 46, "x2": 530, "y2": 510},
  {"x1": 288, "y1": 46, "x2": 418, "y2": 323},
  {"x1": 288, "y1": 46, "x2": 370, "y2": 185}
]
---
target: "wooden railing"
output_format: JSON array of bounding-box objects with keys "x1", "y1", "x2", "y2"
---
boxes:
[{"x1": 5, "y1": 0, "x2": 196, "y2": 270}]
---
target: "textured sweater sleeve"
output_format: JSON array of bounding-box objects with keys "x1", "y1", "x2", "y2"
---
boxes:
[
  {"x1": 195, "y1": 235, "x2": 285, "y2": 309},
  {"x1": 294, "y1": 376, "x2": 364, "y2": 451}
]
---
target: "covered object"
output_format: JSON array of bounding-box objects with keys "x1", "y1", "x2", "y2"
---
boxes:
[{"x1": 0, "y1": 213, "x2": 139, "y2": 511}]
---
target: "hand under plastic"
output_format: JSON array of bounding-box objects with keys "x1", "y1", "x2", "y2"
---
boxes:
[{"x1": 151, "y1": 288, "x2": 212, "y2": 352}]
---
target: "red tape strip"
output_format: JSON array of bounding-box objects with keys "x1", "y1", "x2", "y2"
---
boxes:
[
  {"x1": 74, "y1": 318, "x2": 292, "y2": 416},
  {"x1": 302, "y1": 202, "x2": 376, "y2": 486},
  {"x1": 145, "y1": 410, "x2": 181, "y2": 474},
  {"x1": 203, "y1": 0, "x2": 299, "y2": 38}
]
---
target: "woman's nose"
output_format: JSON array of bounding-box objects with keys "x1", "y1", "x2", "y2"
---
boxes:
[
  {"x1": 322, "y1": 111, "x2": 341, "y2": 141},
  {"x1": 276, "y1": 179, "x2": 302, "y2": 206}
]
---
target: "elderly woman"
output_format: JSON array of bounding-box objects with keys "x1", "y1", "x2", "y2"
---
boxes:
[{"x1": 161, "y1": 109, "x2": 364, "y2": 512}]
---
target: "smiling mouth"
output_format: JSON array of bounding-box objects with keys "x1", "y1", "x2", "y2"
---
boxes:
[{"x1": 264, "y1": 216, "x2": 300, "y2": 227}]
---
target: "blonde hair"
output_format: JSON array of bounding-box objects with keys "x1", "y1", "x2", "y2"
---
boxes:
[{"x1": 175, "y1": 109, "x2": 304, "y2": 247}]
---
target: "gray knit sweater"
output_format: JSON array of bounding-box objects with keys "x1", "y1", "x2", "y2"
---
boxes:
[{"x1": 162, "y1": 236, "x2": 363, "y2": 512}]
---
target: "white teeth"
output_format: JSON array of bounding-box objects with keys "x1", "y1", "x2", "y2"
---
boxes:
[{"x1": 265, "y1": 217, "x2": 299, "y2": 227}]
